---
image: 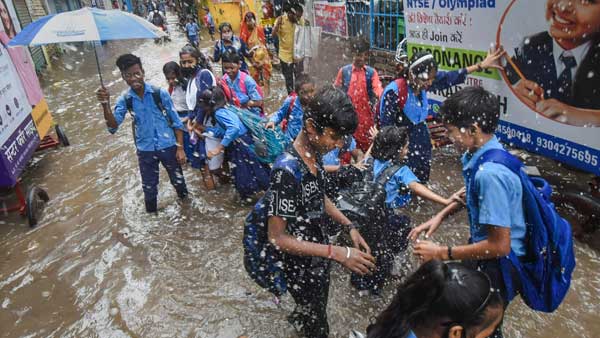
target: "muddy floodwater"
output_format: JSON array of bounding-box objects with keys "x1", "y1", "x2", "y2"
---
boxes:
[{"x1": 1, "y1": 17, "x2": 599, "y2": 338}]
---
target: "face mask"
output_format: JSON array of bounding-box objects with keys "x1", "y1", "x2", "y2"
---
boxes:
[
  {"x1": 181, "y1": 65, "x2": 197, "y2": 78},
  {"x1": 222, "y1": 32, "x2": 233, "y2": 41}
]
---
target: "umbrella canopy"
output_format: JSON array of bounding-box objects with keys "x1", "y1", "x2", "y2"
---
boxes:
[{"x1": 8, "y1": 7, "x2": 165, "y2": 47}]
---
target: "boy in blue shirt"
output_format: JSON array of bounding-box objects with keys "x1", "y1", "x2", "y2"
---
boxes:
[
  {"x1": 265, "y1": 74, "x2": 315, "y2": 142},
  {"x1": 411, "y1": 86, "x2": 526, "y2": 338},
  {"x1": 185, "y1": 18, "x2": 200, "y2": 47},
  {"x1": 221, "y1": 51, "x2": 263, "y2": 115},
  {"x1": 96, "y1": 54, "x2": 188, "y2": 213}
]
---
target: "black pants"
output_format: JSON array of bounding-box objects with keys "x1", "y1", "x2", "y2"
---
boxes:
[
  {"x1": 285, "y1": 256, "x2": 331, "y2": 338},
  {"x1": 281, "y1": 60, "x2": 304, "y2": 94},
  {"x1": 351, "y1": 212, "x2": 411, "y2": 293},
  {"x1": 137, "y1": 145, "x2": 188, "y2": 212}
]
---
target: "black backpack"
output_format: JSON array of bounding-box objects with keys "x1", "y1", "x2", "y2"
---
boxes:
[
  {"x1": 336, "y1": 159, "x2": 406, "y2": 220},
  {"x1": 123, "y1": 85, "x2": 172, "y2": 143}
]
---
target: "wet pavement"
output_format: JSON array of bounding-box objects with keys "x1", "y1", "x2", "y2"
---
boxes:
[{"x1": 1, "y1": 15, "x2": 599, "y2": 338}]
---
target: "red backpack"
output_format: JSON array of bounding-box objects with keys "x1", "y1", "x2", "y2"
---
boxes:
[{"x1": 222, "y1": 71, "x2": 265, "y2": 115}]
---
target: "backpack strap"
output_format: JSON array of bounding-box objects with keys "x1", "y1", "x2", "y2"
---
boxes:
[
  {"x1": 341, "y1": 65, "x2": 352, "y2": 94},
  {"x1": 375, "y1": 162, "x2": 404, "y2": 186},
  {"x1": 150, "y1": 85, "x2": 172, "y2": 127},
  {"x1": 287, "y1": 93, "x2": 297, "y2": 116},
  {"x1": 468, "y1": 149, "x2": 523, "y2": 208},
  {"x1": 365, "y1": 66, "x2": 375, "y2": 101}
]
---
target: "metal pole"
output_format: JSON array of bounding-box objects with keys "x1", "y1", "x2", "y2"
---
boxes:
[{"x1": 92, "y1": 42, "x2": 104, "y2": 87}]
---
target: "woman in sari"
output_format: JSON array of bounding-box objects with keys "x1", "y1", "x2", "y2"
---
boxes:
[{"x1": 240, "y1": 11, "x2": 272, "y2": 96}]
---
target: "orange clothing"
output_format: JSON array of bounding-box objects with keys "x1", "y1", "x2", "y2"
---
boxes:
[
  {"x1": 240, "y1": 12, "x2": 272, "y2": 89},
  {"x1": 335, "y1": 65, "x2": 383, "y2": 151}
]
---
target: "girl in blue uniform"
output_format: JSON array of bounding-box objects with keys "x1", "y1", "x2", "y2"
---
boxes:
[
  {"x1": 197, "y1": 86, "x2": 270, "y2": 199},
  {"x1": 379, "y1": 48, "x2": 503, "y2": 182},
  {"x1": 351, "y1": 126, "x2": 457, "y2": 294},
  {"x1": 212, "y1": 22, "x2": 249, "y2": 74}
]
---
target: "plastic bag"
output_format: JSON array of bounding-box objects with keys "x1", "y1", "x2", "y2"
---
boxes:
[{"x1": 294, "y1": 25, "x2": 321, "y2": 60}]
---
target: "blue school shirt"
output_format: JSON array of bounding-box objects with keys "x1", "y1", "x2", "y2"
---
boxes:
[
  {"x1": 462, "y1": 136, "x2": 526, "y2": 256},
  {"x1": 323, "y1": 137, "x2": 356, "y2": 166},
  {"x1": 224, "y1": 71, "x2": 262, "y2": 115},
  {"x1": 185, "y1": 22, "x2": 199, "y2": 36},
  {"x1": 206, "y1": 106, "x2": 249, "y2": 147},
  {"x1": 111, "y1": 84, "x2": 185, "y2": 152},
  {"x1": 269, "y1": 94, "x2": 303, "y2": 141},
  {"x1": 373, "y1": 159, "x2": 419, "y2": 209}
]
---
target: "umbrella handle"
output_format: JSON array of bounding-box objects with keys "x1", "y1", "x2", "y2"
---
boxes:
[{"x1": 93, "y1": 42, "x2": 104, "y2": 87}]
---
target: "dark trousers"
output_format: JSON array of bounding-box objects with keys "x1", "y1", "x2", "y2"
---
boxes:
[
  {"x1": 281, "y1": 60, "x2": 304, "y2": 94},
  {"x1": 137, "y1": 145, "x2": 188, "y2": 212},
  {"x1": 351, "y1": 212, "x2": 411, "y2": 293},
  {"x1": 285, "y1": 256, "x2": 331, "y2": 338}
]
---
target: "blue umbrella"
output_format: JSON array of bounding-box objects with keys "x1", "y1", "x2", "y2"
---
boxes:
[{"x1": 8, "y1": 7, "x2": 166, "y2": 85}]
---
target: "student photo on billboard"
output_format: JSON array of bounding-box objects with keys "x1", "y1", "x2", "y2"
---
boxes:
[
  {"x1": 504, "y1": 0, "x2": 600, "y2": 127},
  {"x1": 0, "y1": 0, "x2": 16, "y2": 39}
]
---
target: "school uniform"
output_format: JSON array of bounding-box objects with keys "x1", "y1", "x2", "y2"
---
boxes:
[
  {"x1": 269, "y1": 93, "x2": 303, "y2": 142},
  {"x1": 169, "y1": 84, "x2": 196, "y2": 167},
  {"x1": 462, "y1": 135, "x2": 526, "y2": 338},
  {"x1": 351, "y1": 158, "x2": 417, "y2": 293},
  {"x1": 111, "y1": 83, "x2": 188, "y2": 212},
  {"x1": 185, "y1": 22, "x2": 200, "y2": 45},
  {"x1": 266, "y1": 147, "x2": 331, "y2": 338},
  {"x1": 185, "y1": 69, "x2": 220, "y2": 170},
  {"x1": 507, "y1": 32, "x2": 600, "y2": 109},
  {"x1": 379, "y1": 70, "x2": 468, "y2": 182},
  {"x1": 223, "y1": 71, "x2": 263, "y2": 116},
  {"x1": 206, "y1": 106, "x2": 270, "y2": 198},
  {"x1": 213, "y1": 37, "x2": 249, "y2": 72}
]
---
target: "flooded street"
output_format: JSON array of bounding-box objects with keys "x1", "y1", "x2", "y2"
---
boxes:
[{"x1": 1, "y1": 17, "x2": 599, "y2": 338}]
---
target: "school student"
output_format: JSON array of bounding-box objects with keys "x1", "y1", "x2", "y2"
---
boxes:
[
  {"x1": 163, "y1": 61, "x2": 196, "y2": 166},
  {"x1": 265, "y1": 74, "x2": 315, "y2": 142},
  {"x1": 185, "y1": 18, "x2": 200, "y2": 47},
  {"x1": 272, "y1": 3, "x2": 306, "y2": 94},
  {"x1": 203, "y1": 7, "x2": 215, "y2": 41},
  {"x1": 197, "y1": 87, "x2": 270, "y2": 199},
  {"x1": 221, "y1": 51, "x2": 263, "y2": 116},
  {"x1": 364, "y1": 260, "x2": 504, "y2": 338},
  {"x1": 178, "y1": 45, "x2": 219, "y2": 189},
  {"x1": 379, "y1": 48, "x2": 503, "y2": 182},
  {"x1": 410, "y1": 86, "x2": 526, "y2": 338},
  {"x1": 212, "y1": 22, "x2": 248, "y2": 73},
  {"x1": 95, "y1": 54, "x2": 188, "y2": 213},
  {"x1": 506, "y1": 0, "x2": 600, "y2": 126},
  {"x1": 334, "y1": 38, "x2": 383, "y2": 152},
  {"x1": 350, "y1": 126, "x2": 456, "y2": 295},
  {"x1": 265, "y1": 86, "x2": 375, "y2": 338}
]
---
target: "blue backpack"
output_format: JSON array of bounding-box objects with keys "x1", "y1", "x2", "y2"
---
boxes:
[
  {"x1": 242, "y1": 153, "x2": 301, "y2": 297},
  {"x1": 468, "y1": 149, "x2": 576, "y2": 312}
]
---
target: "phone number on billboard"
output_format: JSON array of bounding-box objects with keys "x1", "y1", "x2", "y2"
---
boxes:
[
  {"x1": 536, "y1": 137, "x2": 598, "y2": 166},
  {"x1": 496, "y1": 124, "x2": 598, "y2": 166}
]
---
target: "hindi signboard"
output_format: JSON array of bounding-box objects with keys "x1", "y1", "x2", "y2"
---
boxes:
[{"x1": 403, "y1": 0, "x2": 600, "y2": 175}]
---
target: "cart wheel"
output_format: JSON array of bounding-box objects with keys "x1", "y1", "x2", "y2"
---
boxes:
[
  {"x1": 55, "y1": 124, "x2": 70, "y2": 147},
  {"x1": 26, "y1": 186, "x2": 49, "y2": 227}
]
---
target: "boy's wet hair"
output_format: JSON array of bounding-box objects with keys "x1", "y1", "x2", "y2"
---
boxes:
[
  {"x1": 350, "y1": 37, "x2": 370, "y2": 55},
  {"x1": 304, "y1": 86, "x2": 357, "y2": 135},
  {"x1": 222, "y1": 50, "x2": 241, "y2": 64},
  {"x1": 371, "y1": 126, "x2": 409, "y2": 162},
  {"x1": 162, "y1": 61, "x2": 180, "y2": 76},
  {"x1": 284, "y1": 1, "x2": 303, "y2": 14},
  {"x1": 116, "y1": 53, "x2": 142, "y2": 72},
  {"x1": 294, "y1": 73, "x2": 314, "y2": 93},
  {"x1": 439, "y1": 86, "x2": 500, "y2": 134},
  {"x1": 409, "y1": 51, "x2": 438, "y2": 78}
]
